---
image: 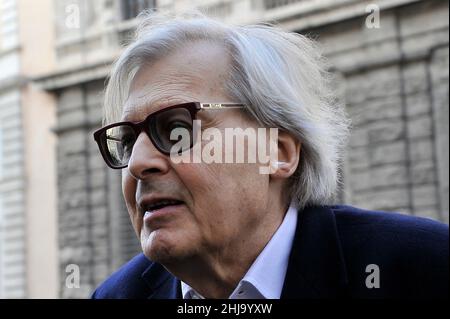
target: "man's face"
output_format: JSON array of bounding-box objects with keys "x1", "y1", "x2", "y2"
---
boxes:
[{"x1": 122, "y1": 41, "x2": 274, "y2": 265}]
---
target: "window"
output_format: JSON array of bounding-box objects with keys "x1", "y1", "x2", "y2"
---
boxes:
[{"x1": 121, "y1": 0, "x2": 156, "y2": 21}]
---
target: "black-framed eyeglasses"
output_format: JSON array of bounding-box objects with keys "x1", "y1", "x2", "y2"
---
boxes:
[{"x1": 93, "y1": 102, "x2": 245, "y2": 169}]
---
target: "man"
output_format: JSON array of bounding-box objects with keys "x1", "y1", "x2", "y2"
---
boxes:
[{"x1": 91, "y1": 11, "x2": 448, "y2": 299}]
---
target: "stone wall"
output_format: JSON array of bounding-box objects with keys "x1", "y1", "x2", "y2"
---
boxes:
[
  {"x1": 0, "y1": 0, "x2": 26, "y2": 298},
  {"x1": 311, "y1": 0, "x2": 449, "y2": 221},
  {"x1": 56, "y1": 81, "x2": 140, "y2": 298},
  {"x1": 0, "y1": 88, "x2": 26, "y2": 298}
]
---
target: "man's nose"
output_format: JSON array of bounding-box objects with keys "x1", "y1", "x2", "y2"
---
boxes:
[{"x1": 127, "y1": 132, "x2": 169, "y2": 180}]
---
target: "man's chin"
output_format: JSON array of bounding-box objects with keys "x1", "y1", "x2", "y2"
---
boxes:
[{"x1": 141, "y1": 230, "x2": 185, "y2": 263}]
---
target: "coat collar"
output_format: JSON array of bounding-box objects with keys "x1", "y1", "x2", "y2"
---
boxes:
[
  {"x1": 142, "y1": 205, "x2": 349, "y2": 299},
  {"x1": 281, "y1": 205, "x2": 349, "y2": 298},
  {"x1": 141, "y1": 262, "x2": 181, "y2": 299}
]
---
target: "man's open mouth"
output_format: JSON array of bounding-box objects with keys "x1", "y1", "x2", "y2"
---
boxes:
[{"x1": 143, "y1": 199, "x2": 184, "y2": 213}]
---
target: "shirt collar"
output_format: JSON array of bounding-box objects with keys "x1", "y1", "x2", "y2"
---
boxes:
[{"x1": 181, "y1": 204, "x2": 298, "y2": 299}]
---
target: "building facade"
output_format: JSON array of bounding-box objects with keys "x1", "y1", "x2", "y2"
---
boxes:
[
  {"x1": 0, "y1": 0, "x2": 25, "y2": 298},
  {"x1": 34, "y1": 0, "x2": 449, "y2": 298},
  {"x1": 0, "y1": 0, "x2": 57, "y2": 298}
]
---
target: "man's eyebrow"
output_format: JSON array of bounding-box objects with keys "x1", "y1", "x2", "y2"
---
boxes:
[
  {"x1": 121, "y1": 98, "x2": 191, "y2": 122},
  {"x1": 121, "y1": 102, "x2": 160, "y2": 122},
  {"x1": 121, "y1": 109, "x2": 142, "y2": 122}
]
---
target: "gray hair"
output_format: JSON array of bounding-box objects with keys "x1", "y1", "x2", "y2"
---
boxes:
[{"x1": 104, "y1": 10, "x2": 351, "y2": 209}]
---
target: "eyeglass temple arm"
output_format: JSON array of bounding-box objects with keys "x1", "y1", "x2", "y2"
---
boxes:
[{"x1": 200, "y1": 103, "x2": 245, "y2": 109}]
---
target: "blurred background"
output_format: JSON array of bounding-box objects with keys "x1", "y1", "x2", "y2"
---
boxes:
[{"x1": 0, "y1": 0, "x2": 448, "y2": 298}]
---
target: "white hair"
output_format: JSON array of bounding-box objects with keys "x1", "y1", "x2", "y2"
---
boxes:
[{"x1": 104, "y1": 10, "x2": 351, "y2": 209}]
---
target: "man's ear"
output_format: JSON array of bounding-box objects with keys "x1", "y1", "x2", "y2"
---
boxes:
[{"x1": 270, "y1": 131, "x2": 301, "y2": 179}]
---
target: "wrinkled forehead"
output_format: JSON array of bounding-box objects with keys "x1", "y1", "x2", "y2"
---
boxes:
[{"x1": 122, "y1": 41, "x2": 232, "y2": 122}]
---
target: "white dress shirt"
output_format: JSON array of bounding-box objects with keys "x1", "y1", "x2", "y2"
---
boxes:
[{"x1": 181, "y1": 204, "x2": 298, "y2": 299}]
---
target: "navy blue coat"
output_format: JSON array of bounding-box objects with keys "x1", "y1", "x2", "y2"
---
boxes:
[{"x1": 92, "y1": 205, "x2": 449, "y2": 298}]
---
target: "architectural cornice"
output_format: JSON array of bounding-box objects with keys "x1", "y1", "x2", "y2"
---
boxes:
[
  {"x1": 33, "y1": 60, "x2": 114, "y2": 91},
  {"x1": 267, "y1": 0, "x2": 423, "y2": 31},
  {"x1": 0, "y1": 76, "x2": 27, "y2": 94}
]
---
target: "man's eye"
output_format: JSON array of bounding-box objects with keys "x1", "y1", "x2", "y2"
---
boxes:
[
  {"x1": 168, "y1": 120, "x2": 192, "y2": 131},
  {"x1": 121, "y1": 135, "x2": 135, "y2": 149}
]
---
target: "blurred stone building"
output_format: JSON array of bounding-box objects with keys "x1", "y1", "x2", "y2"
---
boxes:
[
  {"x1": 1, "y1": 0, "x2": 447, "y2": 298},
  {"x1": 0, "y1": 0, "x2": 57, "y2": 298}
]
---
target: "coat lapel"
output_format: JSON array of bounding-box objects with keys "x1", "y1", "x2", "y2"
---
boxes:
[
  {"x1": 281, "y1": 205, "x2": 349, "y2": 298},
  {"x1": 141, "y1": 262, "x2": 181, "y2": 299}
]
